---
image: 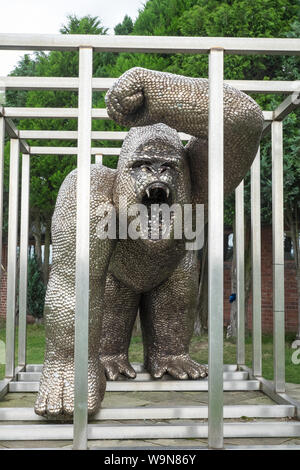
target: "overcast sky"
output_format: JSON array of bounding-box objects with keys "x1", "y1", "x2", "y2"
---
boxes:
[{"x1": 0, "y1": 0, "x2": 145, "y2": 76}]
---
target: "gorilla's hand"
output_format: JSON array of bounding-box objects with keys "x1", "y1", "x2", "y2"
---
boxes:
[{"x1": 105, "y1": 67, "x2": 147, "y2": 127}]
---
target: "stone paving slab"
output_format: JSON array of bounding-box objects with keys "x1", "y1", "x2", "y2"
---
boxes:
[{"x1": 0, "y1": 383, "x2": 299, "y2": 449}]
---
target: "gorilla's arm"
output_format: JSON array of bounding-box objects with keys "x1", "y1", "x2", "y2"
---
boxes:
[{"x1": 106, "y1": 67, "x2": 264, "y2": 203}]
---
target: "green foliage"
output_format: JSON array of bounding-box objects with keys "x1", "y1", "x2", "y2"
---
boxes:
[
  {"x1": 27, "y1": 255, "x2": 46, "y2": 319},
  {"x1": 114, "y1": 15, "x2": 134, "y2": 35},
  {"x1": 4, "y1": 3, "x2": 300, "y2": 231}
]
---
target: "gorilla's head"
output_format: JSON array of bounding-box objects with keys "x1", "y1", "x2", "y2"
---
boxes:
[{"x1": 113, "y1": 123, "x2": 191, "y2": 242}]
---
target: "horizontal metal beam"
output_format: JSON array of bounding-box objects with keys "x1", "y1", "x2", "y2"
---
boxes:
[
  {"x1": 225, "y1": 80, "x2": 300, "y2": 94},
  {"x1": 0, "y1": 34, "x2": 300, "y2": 55},
  {"x1": 8, "y1": 379, "x2": 260, "y2": 392},
  {"x1": 29, "y1": 146, "x2": 121, "y2": 155},
  {"x1": 1, "y1": 421, "x2": 300, "y2": 441},
  {"x1": 0, "y1": 405, "x2": 295, "y2": 421},
  {"x1": 19, "y1": 130, "x2": 192, "y2": 141},
  {"x1": 3, "y1": 107, "x2": 109, "y2": 119},
  {"x1": 1, "y1": 76, "x2": 300, "y2": 94},
  {"x1": 25, "y1": 363, "x2": 238, "y2": 373},
  {"x1": 17, "y1": 371, "x2": 249, "y2": 382},
  {"x1": 2, "y1": 107, "x2": 274, "y2": 122}
]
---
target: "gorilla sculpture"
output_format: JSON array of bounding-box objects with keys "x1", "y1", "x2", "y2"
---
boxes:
[{"x1": 34, "y1": 67, "x2": 263, "y2": 417}]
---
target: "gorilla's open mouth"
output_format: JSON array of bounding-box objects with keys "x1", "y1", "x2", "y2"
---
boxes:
[
  {"x1": 141, "y1": 182, "x2": 172, "y2": 206},
  {"x1": 141, "y1": 182, "x2": 173, "y2": 241}
]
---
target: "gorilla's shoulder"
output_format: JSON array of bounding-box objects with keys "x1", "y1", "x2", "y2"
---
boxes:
[{"x1": 56, "y1": 164, "x2": 116, "y2": 207}]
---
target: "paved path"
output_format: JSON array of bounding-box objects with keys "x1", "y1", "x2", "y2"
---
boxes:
[{"x1": 0, "y1": 384, "x2": 299, "y2": 449}]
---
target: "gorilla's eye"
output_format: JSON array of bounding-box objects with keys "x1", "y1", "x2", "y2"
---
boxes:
[
  {"x1": 131, "y1": 160, "x2": 151, "y2": 170},
  {"x1": 160, "y1": 162, "x2": 177, "y2": 172}
]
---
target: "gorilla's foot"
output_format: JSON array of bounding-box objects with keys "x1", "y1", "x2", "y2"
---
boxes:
[
  {"x1": 147, "y1": 354, "x2": 208, "y2": 380},
  {"x1": 100, "y1": 354, "x2": 136, "y2": 381},
  {"x1": 34, "y1": 357, "x2": 105, "y2": 418}
]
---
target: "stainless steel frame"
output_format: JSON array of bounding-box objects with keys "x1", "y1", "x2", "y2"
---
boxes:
[
  {"x1": 0, "y1": 33, "x2": 299, "y2": 450},
  {"x1": 208, "y1": 47, "x2": 224, "y2": 449},
  {"x1": 73, "y1": 46, "x2": 93, "y2": 450},
  {"x1": 18, "y1": 153, "x2": 30, "y2": 368},
  {"x1": 236, "y1": 181, "x2": 245, "y2": 366},
  {"x1": 251, "y1": 149, "x2": 262, "y2": 377}
]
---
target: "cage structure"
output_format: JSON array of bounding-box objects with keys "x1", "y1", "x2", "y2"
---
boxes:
[{"x1": 0, "y1": 34, "x2": 299, "y2": 450}]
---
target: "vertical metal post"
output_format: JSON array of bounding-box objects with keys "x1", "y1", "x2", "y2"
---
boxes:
[
  {"x1": 272, "y1": 121, "x2": 285, "y2": 393},
  {"x1": 0, "y1": 118, "x2": 5, "y2": 288},
  {"x1": 73, "y1": 46, "x2": 93, "y2": 450},
  {"x1": 251, "y1": 149, "x2": 262, "y2": 376},
  {"x1": 236, "y1": 180, "x2": 245, "y2": 365},
  {"x1": 208, "y1": 47, "x2": 224, "y2": 449},
  {"x1": 95, "y1": 154, "x2": 103, "y2": 165},
  {"x1": 18, "y1": 154, "x2": 30, "y2": 367},
  {"x1": 5, "y1": 139, "x2": 20, "y2": 378}
]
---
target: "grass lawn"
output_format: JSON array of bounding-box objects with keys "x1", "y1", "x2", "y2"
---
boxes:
[{"x1": 1, "y1": 321, "x2": 298, "y2": 383}]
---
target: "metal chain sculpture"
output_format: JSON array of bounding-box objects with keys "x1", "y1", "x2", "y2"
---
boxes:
[{"x1": 34, "y1": 67, "x2": 263, "y2": 417}]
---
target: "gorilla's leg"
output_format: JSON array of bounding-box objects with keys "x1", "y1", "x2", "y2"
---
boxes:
[
  {"x1": 34, "y1": 167, "x2": 115, "y2": 417},
  {"x1": 100, "y1": 272, "x2": 141, "y2": 380},
  {"x1": 140, "y1": 251, "x2": 208, "y2": 380}
]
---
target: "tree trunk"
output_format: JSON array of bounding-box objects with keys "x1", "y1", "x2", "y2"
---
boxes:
[
  {"x1": 32, "y1": 211, "x2": 42, "y2": 272},
  {"x1": 244, "y1": 217, "x2": 252, "y2": 333},
  {"x1": 194, "y1": 224, "x2": 208, "y2": 335},
  {"x1": 227, "y1": 226, "x2": 237, "y2": 339},
  {"x1": 43, "y1": 219, "x2": 51, "y2": 285}
]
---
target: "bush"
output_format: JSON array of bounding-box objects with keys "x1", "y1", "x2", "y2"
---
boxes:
[{"x1": 27, "y1": 255, "x2": 46, "y2": 319}]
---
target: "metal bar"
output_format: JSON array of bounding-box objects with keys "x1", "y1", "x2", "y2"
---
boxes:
[
  {"x1": 243, "y1": 366, "x2": 300, "y2": 419},
  {"x1": 3, "y1": 107, "x2": 272, "y2": 121},
  {"x1": 2, "y1": 75, "x2": 300, "y2": 93},
  {"x1": 17, "y1": 370, "x2": 249, "y2": 382},
  {"x1": 3, "y1": 107, "x2": 108, "y2": 119},
  {"x1": 73, "y1": 46, "x2": 93, "y2": 451},
  {"x1": 29, "y1": 147, "x2": 121, "y2": 155},
  {"x1": 235, "y1": 180, "x2": 245, "y2": 365},
  {"x1": 17, "y1": 154, "x2": 30, "y2": 367},
  {"x1": 5, "y1": 139, "x2": 20, "y2": 378},
  {"x1": 224, "y1": 80, "x2": 300, "y2": 94},
  {"x1": 272, "y1": 121, "x2": 285, "y2": 393},
  {"x1": 20, "y1": 130, "x2": 192, "y2": 141},
  {"x1": 3, "y1": 117, "x2": 29, "y2": 153},
  {"x1": 8, "y1": 379, "x2": 260, "y2": 393},
  {"x1": 208, "y1": 47, "x2": 224, "y2": 449},
  {"x1": 1, "y1": 421, "x2": 300, "y2": 441},
  {"x1": 273, "y1": 92, "x2": 300, "y2": 121},
  {"x1": 24, "y1": 363, "x2": 239, "y2": 373},
  {"x1": 251, "y1": 149, "x2": 262, "y2": 376},
  {"x1": 0, "y1": 378, "x2": 11, "y2": 399},
  {"x1": 95, "y1": 154, "x2": 103, "y2": 165},
  {"x1": 0, "y1": 118, "x2": 5, "y2": 288},
  {"x1": 0, "y1": 33, "x2": 299, "y2": 55},
  {"x1": 0, "y1": 405, "x2": 295, "y2": 421}
]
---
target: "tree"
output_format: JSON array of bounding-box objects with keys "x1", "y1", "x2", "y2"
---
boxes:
[
  {"x1": 114, "y1": 15, "x2": 134, "y2": 35},
  {"x1": 5, "y1": 15, "x2": 114, "y2": 283}
]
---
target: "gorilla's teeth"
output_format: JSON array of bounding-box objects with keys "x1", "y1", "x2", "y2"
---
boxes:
[
  {"x1": 146, "y1": 188, "x2": 150, "y2": 198},
  {"x1": 166, "y1": 188, "x2": 170, "y2": 198}
]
